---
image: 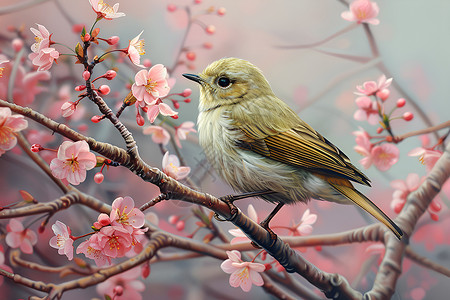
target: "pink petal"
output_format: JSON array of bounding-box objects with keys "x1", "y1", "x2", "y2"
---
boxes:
[
  {"x1": 9, "y1": 219, "x2": 24, "y2": 232},
  {"x1": 146, "y1": 105, "x2": 160, "y2": 123},
  {"x1": 158, "y1": 103, "x2": 178, "y2": 116},
  {"x1": 249, "y1": 269, "x2": 264, "y2": 286},
  {"x1": 134, "y1": 69, "x2": 148, "y2": 86},
  {"x1": 221, "y1": 259, "x2": 237, "y2": 274}
]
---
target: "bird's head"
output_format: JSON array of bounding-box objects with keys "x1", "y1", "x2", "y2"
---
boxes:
[{"x1": 183, "y1": 57, "x2": 273, "y2": 111}]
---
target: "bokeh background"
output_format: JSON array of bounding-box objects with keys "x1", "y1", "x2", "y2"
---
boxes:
[{"x1": 0, "y1": 0, "x2": 449, "y2": 299}]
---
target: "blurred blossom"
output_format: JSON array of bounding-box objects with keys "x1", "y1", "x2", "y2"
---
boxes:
[
  {"x1": 408, "y1": 146, "x2": 442, "y2": 172},
  {"x1": 132, "y1": 64, "x2": 170, "y2": 106},
  {"x1": 220, "y1": 250, "x2": 265, "y2": 292},
  {"x1": 370, "y1": 143, "x2": 399, "y2": 171},
  {"x1": 30, "y1": 24, "x2": 50, "y2": 53},
  {"x1": 162, "y1": 151, "x2": 190, "y2": 180},
  {"x1": 96, "y1": 268, "x2": 145, "y2": 300},
  {"x1": 126, "y1": 31, "x2": 145, "y2": 67},
  {"x1": 341, "y1": 0, "x2": 380, "y2": 25},
  {"x1": 355, "y1": 75, "x2": 392, "y2": 96},
  {"x1": 50, "y1": 140, "x2": 97, "y2": 185},
  {"x1": 391, "y1": 173, "x2": 421, "y2": 214},
  {"x1": 5, "y1": 219, "x2": 38, "y2": 254},
  {"x1": 353, "y1": 96, "x2": 379, "y2": 125},
  {"x1": 29, "y1": 47, "x2": 60, "y2": 71},
  {"x1": 143, "y1": 125, "x2": 170, "y2": 145},
  {"x1": 174, "y1": 121, "x2": 196, "y2": 148},
  {"x1": 229, "y1": 204, "x2": 258, "y2": 244},
  {"x1": 89, "y1": 0, "x2": 125, "y2": 20},
  {"x1": 49, "y1": 221, "x2": 74, "y2": 260},
  {"x1": 0, "y1": 107, "x2": 28, "y2": 157},
  {"x1": 293, "y1": 209, "x2": 317, "y2": 236}
]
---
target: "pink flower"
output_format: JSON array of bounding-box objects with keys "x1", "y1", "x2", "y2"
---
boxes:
[
  {"x1": 353, "y1": 96, "x2": 379, "y2": 125},
  {"x1": 391, "y1": 173, "x2": 421, "y2": 214},
  {"x1": 30, "y1": 24, "x2": 50, "y2": 53},
  {"x1": 353, "y1": 128, "x2": 373, "y2": 169},
  {"x1": 408, "y1": 147, "x2": 442, "y2": 172},
  {"x1": 229, "y1": 204, "x2": 258, "y2": 244},
  {"x1": 0, "y1": 59, "x2": 8, "y2": 78},
  {"x1": 371, "y1": 143, "x2": 399, "y2": 171},
  {"x1": 110, "y1": 196, "x2": 145, "y2": 231},
  {"x1": 93, "y1": 213, "x2": 111, "y2": 229},
  {"x1": 220, "y1": 250, "x2": 265, "y2": 292},
  {"x1": 293, "y1": 209, "x2": 317, "y2": 236},
  {"x1": 132, "y1": 64, "x2": 170, "y2": 106},
  {"x1": 49, "y1": 220, "x2": 74, "y2": 260},
  {"x1": 0, "y1": 107, "x2": 28, "y2": 156},
  {"x1": 162, "y1": 151, "x2": 190, "y2": 180},
  {"x1": 89, "y1": 0, "x2": 125, "y2": 20},
  {"x1": 174, "y1": 121, "x2": 196, "y2": 148},
  {"x1": 5, "y1": 219, "x2": 38, "y2": 254},
  {"x1": 145, "y1": 99, "x2": 178, "y2": 123},
  {"x1": 97, "y1": 225, "x2": 133, "y2": 258},
  {"x1": 142, "y1": 125, "x2": 170, "y2": 145},
  {"x1": 356, "y1": 74, "x2": 392, "y2": 96},
  {"x1": 76, "y1": 236, "x2": 111, "y2": 267},
  {"x1": 29, "y1": 47, "x2": 60, "y2": 71},
  {"x1": 96, "y1": 268, "x2": 145, "y2": 300},
  {"x1": 126, "y1": 31, "x2": 145, "y2": 67},
  {"x1": 341, "y1": 0, "x2": 380, "y2": 25},
  {"x1": 50, "y1": 140, "x2": 97, "y2": 185}
]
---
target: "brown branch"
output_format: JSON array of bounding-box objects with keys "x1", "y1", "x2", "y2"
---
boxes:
[
  {"x1": 405, "y1": 246, "x2": 450, "y2": 277},
  {"x1": 396, "y1": 120, "x2": 450, "y2": 141}
]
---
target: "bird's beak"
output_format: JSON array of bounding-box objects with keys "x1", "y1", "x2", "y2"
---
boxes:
[{"x1": 182, "y1": 73, "x2": 203, "y2": 84}]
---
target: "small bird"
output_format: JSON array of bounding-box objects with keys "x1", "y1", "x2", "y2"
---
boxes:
[{"x1": 183, "y1": 58, "x2": 403, "y2": 240}]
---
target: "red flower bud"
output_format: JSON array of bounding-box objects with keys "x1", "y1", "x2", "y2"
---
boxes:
[
  {"x1": 82, "y1": 70, "x2": 90, "y2": 81},
  {"x1": 402, "y1": 112, "x2": 414, "y2": 121},
  {"x1": 104, "y1": 70, "x2": 117, "y2": 80},
  {"x1": 98, "y1": 85, "x2": 110, "y2": 95},
  {"x1": 106, "y1": 36, "x2": 120, "y2": 45},
  {"x1": 396, "y1": 98, "x2": 406, "y2": 107}
]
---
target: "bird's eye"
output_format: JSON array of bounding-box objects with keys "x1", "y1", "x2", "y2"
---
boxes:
[{"x1": 217, "y1": 77, "x2": 232, "y2": 88}]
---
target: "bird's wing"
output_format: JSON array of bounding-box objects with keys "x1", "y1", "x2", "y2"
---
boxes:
[{"x1": 237, "y1": 121, "x2": 371, "y2": 186}]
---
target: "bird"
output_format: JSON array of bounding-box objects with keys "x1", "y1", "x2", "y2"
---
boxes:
[{"x1": 183, "y1": 57, "x2": 403, "y2": 240}]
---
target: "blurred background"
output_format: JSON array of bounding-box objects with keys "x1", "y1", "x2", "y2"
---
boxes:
[{"x1": 0, "y1": 0, "x2": 449, "y2": 299}]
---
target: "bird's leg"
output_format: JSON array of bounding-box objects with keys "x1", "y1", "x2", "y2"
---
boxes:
[
  {"x1": 250, "y1": 202, "x2": 284, "y2": 248},
  {"x1": 214, "y1": 190, "x2": 276, "y2": 222}
]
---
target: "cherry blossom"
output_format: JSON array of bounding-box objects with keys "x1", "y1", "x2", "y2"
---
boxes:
[
  {"x1": 49, "y1": 140, "x2": 97, "y2": 185},
  {"x1": 174, "y1": 121, "x2": 197, "y2": 148},
  {"x1": 49, "y1": 220, "x2": 74, "y2": 260},
  {"x1": 29, "y1": 47, "x2": 60, "y2": 71},
  {"x1": 0, "y1": 59, "x2": 8, "y2": 78},
  {"x1": 5, "y1": 219, "x2": 38, "y2": 254},
  {"x1": 370, "y1": 143, "x2": 399, "y2": 171},
  {"x1": 30, "y1": 24, "x2": 51, "y2": 53},
  {"x1": 408, "y1": 147, "x2": 442, "y2": 172},
  {"x1": 76, "y1": 237, "x2": 111, "y2": 267},
  {"x1": 341, "y1": 0, "x2": 380, "y2": 25},
  {"x1": 145, "y1": 99, "x2": 178, "y2": 123},
  {"x1": 93, "y1": 213, "x2": 111, "y2": 229},
  {"x1": 96, "y1": 268, "x2": 145, "y2": 300},
  {"x1": 110, "y1": 196, "x2": 145, "y2": 231},
  {"x1": 126, "y1": 31, "x2": 145, "y2": 67},
  {"x1": 353, "y1": 128, "x2": 373, "y2": 169},
  {"x1": 229, "y1": 204, "x2": 258, "y2": 244},
  {"x1": 89, "y1": 0, "x2": 125, "y2": 20},
  {"x1": 355, "y1": 75, "x2": 392, "y2": 97},
  {"x1": 353, "y1": 96, "x2": 379, "y2": 125},
  {"x1": 132, "y1": 64, "x2": 170, "y2": 106},
  {"x1": 293, "y1": 209, "x2": 317, "y2": 236},
  {"x1": 0, "y1": 107, "x2": 28, "y2": 157},
  {"x1": 143, "y1": 125, "x2": 170, "y2": 145},
  {"x1": 97, "y1": 225, "x2": 133, "y2": 258},
  {"x1": 220, "y1": 250, "x2": 265, "y2": 292},
  {"x1": 162, "y1": 151, "x2": 190, "y2": 180}
]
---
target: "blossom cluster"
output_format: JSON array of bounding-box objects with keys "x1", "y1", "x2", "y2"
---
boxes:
[{"x1": 49, "y1": 196, "x2": 147, "y2": 266}]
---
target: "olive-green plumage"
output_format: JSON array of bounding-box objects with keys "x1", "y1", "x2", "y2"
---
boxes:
[{"x1": 183, "y1": 57, "x2": 403, "y2": 240}]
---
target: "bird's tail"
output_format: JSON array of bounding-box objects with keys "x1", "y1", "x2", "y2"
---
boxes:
[{"x1": 329, "y1": 183, "x2": 403, "y2": 240}]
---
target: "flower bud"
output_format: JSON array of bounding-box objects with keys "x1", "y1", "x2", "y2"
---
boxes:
[
  {"x1": 113, "y1": 286, "x2": 124, "y2": 296},
  {"x1": 217, "y1": 7, "x2": 226, "y2": 16},
  {"x1": 182, "y1": 88, "x2": 192, "y2": 97},
  {"x1": 12, "y1": 38, "x2": 24, "y2": 52},
  {"x1": 172, "y1": 100, "x2": 180, "y2": 109},
  {"x1": 31, "y1": 144, "x2": 43, "y2": 152},
  {"x1": 186, "y1": 51, "x2": 196, "y2": 61},
  {"x1": 83, "y1": 33, "x2": 91, "y2": 42},
  {"x1": 75, "y1": 85, "x2": 86, "y2": 91},
  {"x1": 376, "y1": 127, "x2": 383, "y2": 134},
  {"x1": 203, "y1": 42, "x2": 213, "y2": 49},
  {"x1": 176, "y1": 220, "x2": 185, "y2": 231},
  {"x1": 98, "y1": 85, "x2": 110, "y2": 95},
  {"x1": 143, "y1": 59, "x2": 152, "y2": 68},
  {"x1": 94, "y1": 172, "x2": 104, "y2": 184},
  {"x1": 168, "y1": 215, "x2": 179, "y2": 224},
  {"x1": 396, "y1": 98, "x2": 406, "y2": 107},
  {"x1": 402, "y1": 112, "x2": 414, "y2": 121},
  {"x1": 167, "y1": 4, "x2": 177, "y2": 12},
  {"x1": 205, "y1": 25, "x2": 216, "y2": 34},
  {"x1": 104, "y1": 70, "x2": 117, "y2": 80},
  {"x1": 194, "y1": 0, "x2": 202, "y2": 4},
  {"x1": 136, "y1": 113, "x2": 145, "y2": 126},
  {"x1": 184, "y1": 98, "x2": 191, "y2": 103},
  {"x1": 376, "y1": 89, "x2": 390, "y2": 101},
  {"x1": 171, "y1": 115, "x2": 179, "y2": 120},
  {"x1": 91, "y1": 115, "x2": 103, "y2": 123},
  {"x1": 106, "y1": 36, "x2": 120, "y2": 45},
  {"x1": 82, "y1": 70, "x2": 90, "y2": 81}
]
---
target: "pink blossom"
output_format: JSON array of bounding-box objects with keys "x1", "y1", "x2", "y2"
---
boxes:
[
  {"x1": 126, "y1": 31, "x2": 145, "y2": 67},
  {"x1": 353, "y1": 128, "x2": 373, "y2": 169},
  {"x1": 341, "y1": 0, "x2": 380, "y2": 25},
  {"x1": 371, "y1": 143, "x2": 399, "y2": 171},
  {"x1": 29, "y1": 47, "x2": 59, "y2": 71},
  {"x1": 30, "y1": 24, "x2": 50, "y2": 53},
  {"x1": 174, "y1": 121, "x2": 196, "y2": 148},
  {"x1": 93, "y1": 213, "x2": 111, "y2": 229},
  {"x1": 229, "y1": 204, "x2": 258, "y2": 244},
  {"x1": 0, "y1": 59, "x2": 8, "y2": 78},
  {"x1": 0, "y1": 107, "x2": 28, "y2": 156},
  {"x1": 49, "y1": 140, "x2": 97, "y2": 185},
  {"x1": 353, "y1": 96, "x2": 379, "y2": 125},
  {"x1": 0, "y1": 58, "x2": 50, "y2": 106},
  {"x1": 61, "y1": 101, "x2": 77, "y2": 117},
  {"x1": 89, "y1": 0, "x2": 125, "y2": 20},
  {"x1": 408, "y1": 147, "x2": 442, "y2": 172},
  {"x1": 220, "y1": 250, "x2": 265, "y2": 292},
  {"x1": 162, "y1": 151, "x2": 190, "y2": 180},
  {"x1": 97, "y1": 225, "x2": 133, "y2": 258},
  {"x1": 49, "y1": 220, "x2": 74, "y2": 260},
  {"x1": 391, "y1": 173, "x2": 421, "y2": 214},
  {"x1": 142, "y1": 125, "x2": 170, "y2": 145},
  {"x1": 5, "y1": 219, "x2": 38, "y2": 254},
  {"x1": 293, "y1": 209, "x2": 317, "y2": 236},
  {"x1": 76, "y1": 236, "x2": 111, "y2": 267},
  {"x1": 145, "y1": 99, "x2": 178, "y2": 123},
  {"x1": 96, "y1": 268, "x2": 145, "y2": 300},
  {"x1": 110, "y1": 196, "x2": 145, "y2": 231},
  {"x1": 131, "y1": 64, "x2": 170, "y2": 106},
  {"x1": 356, "y1": 75, "x2": 392, "y2": 96}
]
